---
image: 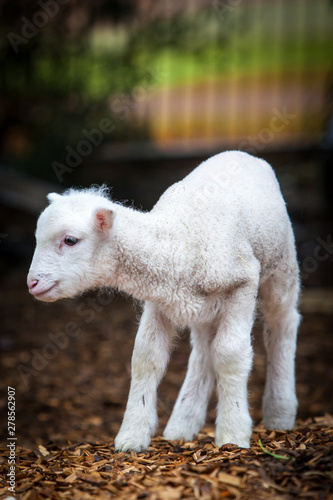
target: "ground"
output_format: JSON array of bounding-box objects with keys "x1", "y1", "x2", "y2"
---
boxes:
[{"x1": 0, "y1": 265, "x2": 332, "y2": 499}]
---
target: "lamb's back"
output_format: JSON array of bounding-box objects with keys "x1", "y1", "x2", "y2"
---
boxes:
[
  {"x1": 154, "y1": 151, "x2": 286, "y2": 227},
  {"x1": 152, "y1": 151, "x2": 294, "y2": 274}
]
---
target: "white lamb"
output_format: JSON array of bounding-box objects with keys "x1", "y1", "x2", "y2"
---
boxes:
[{"x1": 27, "y1": 151, "x2": 300, "y2": 452}]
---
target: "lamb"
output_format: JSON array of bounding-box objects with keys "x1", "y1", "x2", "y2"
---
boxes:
[{"x1": 27, "y1": 150, "x2": 300, "y2": 452}]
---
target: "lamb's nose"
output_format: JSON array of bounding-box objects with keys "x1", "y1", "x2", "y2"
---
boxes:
[{"x1": 28, "y1": 278, "x2": 39, "y2": 291}]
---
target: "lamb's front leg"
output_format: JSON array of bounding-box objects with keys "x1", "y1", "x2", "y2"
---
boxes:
[{"x1": 115, "y1": 303, "x2": 174, "y2": 452}]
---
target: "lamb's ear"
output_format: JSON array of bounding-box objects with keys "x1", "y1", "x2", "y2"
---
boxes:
[
  {"x1": 93, "y1": 207, "x2": 114, "y2": 233},
  {"x1": 47, "y1": 192, "x2": 61, "y2": 203}
]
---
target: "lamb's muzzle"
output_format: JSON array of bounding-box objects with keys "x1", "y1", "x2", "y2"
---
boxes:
[{"x1": 27, "y1": 278, "x2": 38, "y2": 292}]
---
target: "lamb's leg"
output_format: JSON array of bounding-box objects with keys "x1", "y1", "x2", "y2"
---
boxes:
[
  {"x1": 115, "y1": 303, "x2": 175, "y2": 452},
  {"x1": 163, "y1": 326, "x2": 215, "y2": 441},
  {"x1": 260, "y1": 268, "x2": 300, "y2": 431},
  {"x1": 211, "y1": 285, "x2": 257, "y2": 448}
]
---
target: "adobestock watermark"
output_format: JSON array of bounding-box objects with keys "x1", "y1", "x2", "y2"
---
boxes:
[
  {"x1": 7, "y1": 0, "x2": 70, "y2": 54},
  {"x1": 197, "y1": 106, "x2": 297, "y2": 202},
  {"x1": 52, "y1": 118, "x2": 115, "y2": 182},
  {"x1": 197, "y1": 157, "x2": 243, "y2": 202},
  {"x1": 300, "y1": 235, "x2": 333, "y2": 280},
  {"x1": 213, "y1": 0, "x2": 243, "y2": 22},
  {"x1": 239, "y1": 107, "x2": 297, "y2": 155},
  {"x1": 17, "y1": 291, "x2": 113, "y2": 386},
  {"x1": 7, "y1": 386, "x2": 16, "y2": 496},
  {"x1": 52, "y1": 65, "x2": 167, "y2": 183},
  {"x1": 109, "y1": 65, "x2": 167, "y2": 121}
]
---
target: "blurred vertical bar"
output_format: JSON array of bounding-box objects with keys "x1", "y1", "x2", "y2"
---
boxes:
[
  {"x1": 293, "y1": 0, "x2": 306, "y2": 143},
  {"x1": 183, "y1": 0, "x2": 195, "y2": 143},
  {"x1": 205, "y1": 3, "x2": 218, "y2": 145},
  {"x1": 315, "y1": 0, "x2": 332, "y2": 141},
  {"x1": 156, "y1": 0, "x2": 172, "y2": 145},
  {"x1": 227, "y1": 2, "x2": 243, "y2": 143},
  {"x1": 248, "y1": 0, "x2": 263, "y2": 136},
  {"x1": 271, "y1": 0, "x2": 283, "y2": 115}
]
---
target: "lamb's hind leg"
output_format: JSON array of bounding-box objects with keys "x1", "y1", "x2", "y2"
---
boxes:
[
  {"x1": 260, "y1": 267, "x2": 300, "y2": 431},
  {"x1": 211, "y1": 284, "x2": 258, "y2": 448},
  {"x1": 163, "y1": 326, "x2": 215, "y2": 442}
]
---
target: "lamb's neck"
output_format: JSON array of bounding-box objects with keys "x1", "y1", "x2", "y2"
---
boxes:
[{"x1": 113, "y1": 206, "x2": 172, "y2": 302}]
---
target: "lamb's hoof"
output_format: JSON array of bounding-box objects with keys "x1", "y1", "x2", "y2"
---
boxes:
[
  {"x1": 114, "y1": 431, "x2": 151, "y2": 453},
  {"x1": 163, "y1": 426, "x2": 196, "y2": 443}
]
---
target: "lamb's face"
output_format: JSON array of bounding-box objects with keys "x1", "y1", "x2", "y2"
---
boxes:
[{"x1": 27, "y1": 192, "x2": 114, "y2": 302}]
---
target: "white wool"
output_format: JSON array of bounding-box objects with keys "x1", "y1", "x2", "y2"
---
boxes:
[{"x1": 27, "y1": 151, "x2": 300, "y2": 451}]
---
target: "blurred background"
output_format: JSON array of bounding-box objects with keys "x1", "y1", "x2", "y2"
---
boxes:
[
  {"x1": 0, "y1": 0, "x2": 332, "y2": 280},
  {"x1": 0, "y1": 0, "x2": 332, "y2": 449}
]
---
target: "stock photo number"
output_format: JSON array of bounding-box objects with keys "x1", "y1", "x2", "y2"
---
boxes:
[{"x1": 8, "y1": 387, "x2": 16, "y2": 435}]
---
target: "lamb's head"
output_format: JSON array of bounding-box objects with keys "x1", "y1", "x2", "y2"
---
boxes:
[{"x1": 27, "y1": 188, "x2": 116, "y2": 302}]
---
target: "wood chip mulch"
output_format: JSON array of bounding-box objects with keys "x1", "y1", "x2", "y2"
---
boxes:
[{"x1": 1, "y1": 415, "x2": 332, "y2": 500}]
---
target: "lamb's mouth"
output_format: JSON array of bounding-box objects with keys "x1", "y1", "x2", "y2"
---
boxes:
[{"x1": 32, "y1": 283, "x2": 59, "y2": 302}]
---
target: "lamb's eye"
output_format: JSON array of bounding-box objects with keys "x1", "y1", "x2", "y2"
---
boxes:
[{"x1": 64, "y1": 236, "x2": 78, "y2": 246}]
